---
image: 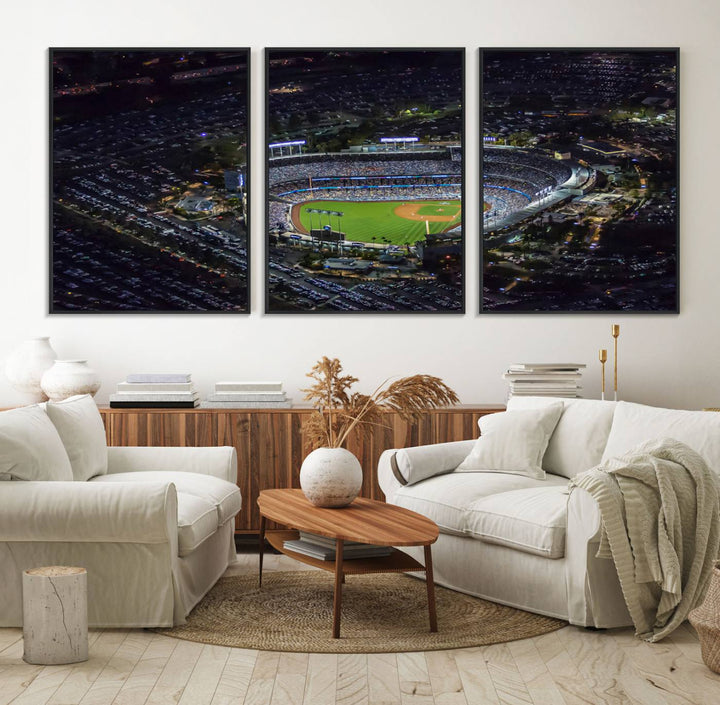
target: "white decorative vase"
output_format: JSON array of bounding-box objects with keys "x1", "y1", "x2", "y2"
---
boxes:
[
  {"x1": 300, "y1": 447, "x2": 363, "y2": 508},
  {"x1": 4, "y1": 337, "x2": 58, "y2": 402},
  {"x1": 40, "y1": 360, "x2": 101, "y2": 402}
]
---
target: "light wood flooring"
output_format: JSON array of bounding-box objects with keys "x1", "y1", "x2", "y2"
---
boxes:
[{"x1": 1, "y1": 553, "x2": 718, "y2": 705}]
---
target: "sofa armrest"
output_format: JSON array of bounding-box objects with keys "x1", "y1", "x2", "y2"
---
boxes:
[
  {"x1": 106, "y1": 446, "x2": 237, "y2": 483},
  {"x1": 378, "y1": 440, "x2": 475, "y2": 500},
  {"x1": 564, "y1": 485, "x2": 628, "y2": 627},
  {"x1": 567, "y1": 486, "x2": 602, "y2": 543},
  {"x1": 0, "y1": 481, "x2": 177, "y2": 544}
]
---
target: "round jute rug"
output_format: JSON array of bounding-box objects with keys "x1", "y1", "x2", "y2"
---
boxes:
[{"x1": 155, "y1": 571, "x2": 565, "y2": 653}]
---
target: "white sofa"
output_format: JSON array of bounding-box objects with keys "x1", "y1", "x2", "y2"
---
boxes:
[
  {"x1": 0, "y1": 396, "x2": 241, "y2": 628},
  {"x1": 378, "y1": 397, "x2": 720, "y2": 628}
]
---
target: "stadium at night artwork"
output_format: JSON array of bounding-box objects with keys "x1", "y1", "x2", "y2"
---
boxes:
[
  {"x1": 51, "y1": 49, "x2": 250, "y2": 312},
  {"x1": 482, "y1": 49, "x2": 678, "y2": 313},
  {"x1": 266, "y1": 49, "x2": 464, "y2": 313}
]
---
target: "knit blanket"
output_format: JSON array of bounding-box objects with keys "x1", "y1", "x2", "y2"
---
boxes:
[{"x1": 570, "y1": 438, "x2": 720, "y2": 641}]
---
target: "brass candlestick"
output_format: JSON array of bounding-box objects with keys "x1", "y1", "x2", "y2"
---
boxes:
[
  {"x1": 611, "y1": 324, "x2": 620, "y2": 401},
  {"x1": 599, "y1": 349, "x2": 607, "y2": 401}
]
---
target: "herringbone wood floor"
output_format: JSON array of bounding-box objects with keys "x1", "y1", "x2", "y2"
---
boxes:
[{"x1": 0, "y1": 553, "x2": 718, "y2": 705}]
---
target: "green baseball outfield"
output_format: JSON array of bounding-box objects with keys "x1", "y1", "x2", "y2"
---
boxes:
[{"x1": 291, "y1": 199, "x2": 462, "y2": 245}]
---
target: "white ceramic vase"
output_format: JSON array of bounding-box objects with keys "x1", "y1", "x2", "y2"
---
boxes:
[
  {"x1": 4, "y1": 337, "x2": 58, "y2": 402},
  {"x1": 40, "y1": 360, "x2": 101, "y2": 402},
  {"x1": 299, "y1": 447, "x2": 363, "y2": 508}
]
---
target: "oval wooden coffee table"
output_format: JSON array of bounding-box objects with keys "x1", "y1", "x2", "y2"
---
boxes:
[{"x1": 257, "y1": 488, "x2": 439, "y2": 639}]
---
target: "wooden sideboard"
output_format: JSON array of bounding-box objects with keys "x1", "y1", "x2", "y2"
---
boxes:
[{"x1": 99, "y1": 405, "x2": 504, "y2": 533}]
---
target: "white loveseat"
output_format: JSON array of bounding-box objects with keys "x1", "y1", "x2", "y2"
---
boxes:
[
  {"x1": 378, "y1": 397, "x2": 720, "y2": 628},
  {"x1": 0, "y1": 396, "x2": 241, "y2": 628}
]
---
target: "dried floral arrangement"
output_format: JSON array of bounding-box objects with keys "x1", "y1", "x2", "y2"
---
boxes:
[{"x1": 302, "y1": 356, "x2": 459, "y2": 449}]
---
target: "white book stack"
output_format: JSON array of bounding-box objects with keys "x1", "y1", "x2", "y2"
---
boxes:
[
  {"x1": 502, "y1": 363, "x2": 586, "y2": 400},
  {"x1": 282, "y1": 531, "x2": 393, "y2": 561},
  {"x1": 200, "y1": 381, "x2": 292, "y2": 409},
  {"x1": 109, "y1": 373, "x2": 199, "y2": 408}
]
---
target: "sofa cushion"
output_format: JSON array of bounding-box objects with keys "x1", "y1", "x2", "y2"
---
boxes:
[
  {"x1": 176, "y1": 492, "x2": 219, "y2": 556},
  {"x1": 456, "y1": 404, "x2": 563, "y2": 479},
  {"x1": 392, "y1": 440, "x2": 476, "y2": 486},
  {"x1": 0, "y1": 406, "x2": 73, "y2": 481},
  {"x1": 601, "y1": 402, "x2": 720, "y2": 476},
  {"x1": 466, "y1": 486, "x2": 570, "y2": 558},
  {"x1": 393, "y1": 471, "x2": 568, "y2": 536},
  {"x1": 45, "y1": 395, "x2": 108, "y2": 481},
  {"x1": 91, "y1": 471, "x2": 241, "y2": 525},
  {"x1": 508, "y1": 396, "x2": 616, "y2": 478}
]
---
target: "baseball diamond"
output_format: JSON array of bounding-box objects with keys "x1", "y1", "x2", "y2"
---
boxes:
[{"x1": 291, "y1": 199, "x2": 462, "y2": 245}]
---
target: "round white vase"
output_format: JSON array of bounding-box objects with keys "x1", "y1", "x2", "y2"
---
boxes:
[
  {"x1": 4, "y1": 337, "x2": 58, "y2": 402},
  {"x1": 40, "y1": 360, "x2": 101, "y2": 402},
  {"x1": 299, "y1": 447, "x2": 363, "y2": 508}
]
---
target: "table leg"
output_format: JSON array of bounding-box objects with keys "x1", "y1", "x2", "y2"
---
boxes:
[
  {"x1": 258, "y1": 515, "x2": 266, "y2": 588},
  {"x1": 424, "y1": 544, "x2": 438, "y2": 633},
  {"x1": 332, "y1": 539, "x2": 344, "y2": 639}
]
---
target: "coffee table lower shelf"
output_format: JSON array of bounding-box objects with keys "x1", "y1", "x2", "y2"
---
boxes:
[
  {"x1": 265, "y1": 529, "x2": 425, "y2": 574},
  {"x1": 260, "y1": 529, "x2": 437, "y2": 638}
]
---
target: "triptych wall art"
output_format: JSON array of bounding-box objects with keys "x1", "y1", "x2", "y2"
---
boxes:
[
  {"x1": 50, "y1": 48, "x2": 678, "y2": 314},
  {"x1": 50, "y1": 48, "x2": 251, "y2": 313}
]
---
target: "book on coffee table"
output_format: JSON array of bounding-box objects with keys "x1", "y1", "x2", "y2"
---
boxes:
[
  {"x1": 282, "y1": 538, "x2": 393, "y2": 561},
  {"x1": 298, "y1": 531, "x2": 364, "y2": 548}
]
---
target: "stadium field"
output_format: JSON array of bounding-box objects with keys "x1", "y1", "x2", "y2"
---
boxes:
[{"x1": 292, "y1": 199, "x2": 462, "y2": 245}]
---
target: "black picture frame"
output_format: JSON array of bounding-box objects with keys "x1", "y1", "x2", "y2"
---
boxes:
[
  {"x1": 50, "y1": 48, "x2": 251, "y2": 313},
  {"x1": 480, "y1": 48, "x2": 679, "y2": 313},
  {"x1": 265, "y1": 47, "x2": 465, "y2": 314}
]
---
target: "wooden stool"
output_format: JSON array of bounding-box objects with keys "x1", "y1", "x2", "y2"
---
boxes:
[{"x1": 22, "y1": 566, "x2": 88, "y2": 665}]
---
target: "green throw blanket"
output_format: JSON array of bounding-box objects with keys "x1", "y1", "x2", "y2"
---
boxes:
[{"x1": 570, "y1": 438, "x2": 720, "y2": 642}]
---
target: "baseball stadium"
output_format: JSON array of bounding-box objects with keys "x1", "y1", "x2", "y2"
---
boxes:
[
  {"x1": 482, "y1": 147, "x2": 593, "y2": 231},
  {"x1": 268, "y1": 146, "x2": 590, "y2": 249},
  {"x1": 268, "y1": 148, "x2": 463, "y2": 248}
]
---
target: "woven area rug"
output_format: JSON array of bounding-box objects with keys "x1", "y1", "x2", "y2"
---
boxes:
[{"x1": 155, "y1": 571, "x2": 565, "y2": 653}]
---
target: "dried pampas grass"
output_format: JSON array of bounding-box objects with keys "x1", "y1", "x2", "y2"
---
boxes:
[{"x1": 302, "y1": 356, "x2": 458, "y2": 450}]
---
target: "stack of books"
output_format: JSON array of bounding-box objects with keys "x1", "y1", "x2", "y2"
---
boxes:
[
  {"x1": 283, "y1": 531, "x2": 393, "y2": 561},
  {"x1": 502, "y1": 363, "x2": 586, "y2": 399},
  {"x1": 200, "y1": 381, "x2": 292, "y2": 408},
  {"x1": 109, "y1": 373, "x2": 199, "y2": 408}
]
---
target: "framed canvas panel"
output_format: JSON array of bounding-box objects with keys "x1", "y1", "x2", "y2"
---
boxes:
[
  {"x1": 266, "y1": 48, "x2": 465, "y2": 313},
  {"x1": 481, "y1": 48, "x2": 679, "y2": 313},
  {"x1": 50, "y1": 48, "x2": 250, "y2": 313}
]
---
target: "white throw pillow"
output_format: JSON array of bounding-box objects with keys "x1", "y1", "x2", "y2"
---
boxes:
[
  {"x1": 0, "y1": 405, "x2": 73, "y2": 481},
  {"x1": 507, "y1": 396, "x2": 616, "y2": 478},
  {"x1": 45, "y1": 395, "x2": 108, "y2": 481},
  {"x1": 456, "y1": 404, "x2": 563, "y2": 479}
]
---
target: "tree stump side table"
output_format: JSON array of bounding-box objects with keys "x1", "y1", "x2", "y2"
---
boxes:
[
  {"x1": 689, "y1": 563, "x2": 720, "y2": 674},
  {"x1": 22, "y1": 566, "x2": 88, "y2": 665}
]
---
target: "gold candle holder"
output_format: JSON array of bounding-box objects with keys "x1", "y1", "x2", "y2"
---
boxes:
[
  {"x1": 599, "y1": 349, "x2": 607, "y2": 401},
  {"x1": 611, "y1": 324, "x2": 620, "y2": 401}
]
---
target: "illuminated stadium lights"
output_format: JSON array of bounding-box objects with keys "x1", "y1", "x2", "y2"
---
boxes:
[
  {"x1": 268, "y1": 140, "x2": 307, "y2": 148},
  {"x1": 268, "y1": 140, "x2": 306, "y2": 158},
  {"x1": 380, "y1": 136, "x2": 419, "y2": 152}
]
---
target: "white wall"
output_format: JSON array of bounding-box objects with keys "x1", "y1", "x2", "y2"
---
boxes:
[{"x1": 1, "y1": 0, "x2": 718, "y2": 409}]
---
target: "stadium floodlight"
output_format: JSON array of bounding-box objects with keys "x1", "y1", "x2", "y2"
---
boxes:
[
  {"x1": 380, "y1": 137, "x2": 419, "y2": 143},
  {"x1": 268, "y1": 140, "x2": 306, "y2": 148}
]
